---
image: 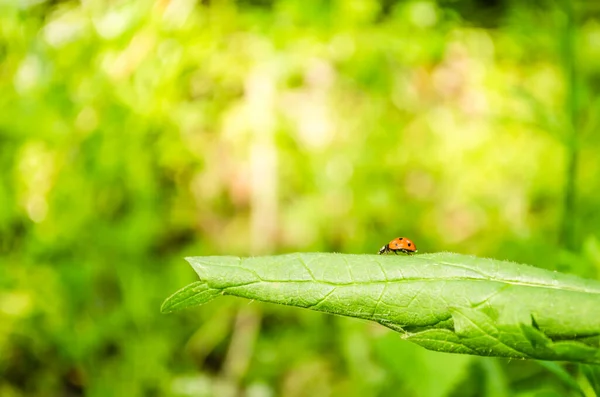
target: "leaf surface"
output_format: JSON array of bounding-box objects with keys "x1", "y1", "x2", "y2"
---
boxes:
[{"x1": 162, "y1": 253, "x2": 600, "y2": 363}]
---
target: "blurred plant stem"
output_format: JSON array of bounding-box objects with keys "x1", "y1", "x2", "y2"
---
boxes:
[
  {"x1": 219, "y1": 304, "x2": 262, "y2": 396},
  {"x1": 218, "y1": 66, "x2": 279, "y2": 393},
  {"x1": 559, "y1": 0, "x2": 579, "y2": 252}
]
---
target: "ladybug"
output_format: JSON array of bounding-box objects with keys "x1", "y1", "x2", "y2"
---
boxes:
[{"x1": 378, "y1": 237, "x2": 417, "y2": 255}]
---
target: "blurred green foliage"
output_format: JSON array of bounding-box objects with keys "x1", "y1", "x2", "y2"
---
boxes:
[{"x1": 1, "y1": 0, "x2": 600, "y2": 396}]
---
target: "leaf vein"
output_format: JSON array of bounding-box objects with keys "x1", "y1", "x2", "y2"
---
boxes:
[
  {"x1": 306, "y1": 287, "x2": 338, "y2": 309},
  {"x1": 458, "y1": 311, "x2": 531, "y2": 358},
  {"x1": 296, "y1": 254, "x2": 317, "y2": 281}
]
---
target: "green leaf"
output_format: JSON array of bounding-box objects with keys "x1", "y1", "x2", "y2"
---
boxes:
[
  {"x1": 581, "y1": 364, "x2": 600, "y2": 394},
  {"x1": 160, "y1": 281, "x2": 222, "y2": 313},
  {"x1": 161, "y1": 253, "x2": 600, "y2": 363},
  {"x1": 536, "y1": 361, "x2": 585, "y2": 396}
]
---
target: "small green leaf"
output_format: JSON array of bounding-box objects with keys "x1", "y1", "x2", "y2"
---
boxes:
[
  {"x1": 537, "y1": 361, "x2": 585, "y2": 396},
  {"x1": 162, "y1": 253, "x2": 600, "y2": 363},
  {"x1": 581, "y1": 364, "x2": 600, "y2": 394},
  {"x1": 160, "y1": 281, "x2": 221, "y2": 313}
]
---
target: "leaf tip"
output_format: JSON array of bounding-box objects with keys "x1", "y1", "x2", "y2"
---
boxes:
[{"x1": 160, "y1": 297, "x2": 175, "y2": 314}]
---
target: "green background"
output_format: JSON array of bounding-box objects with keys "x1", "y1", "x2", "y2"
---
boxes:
[{"x1": 1, "y1": 0, "x2": 600, "y2": 395}]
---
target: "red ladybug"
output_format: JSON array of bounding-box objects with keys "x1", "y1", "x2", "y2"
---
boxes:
[{"x1": 378, "y1": 237, "x2": 417, "y2": 255}]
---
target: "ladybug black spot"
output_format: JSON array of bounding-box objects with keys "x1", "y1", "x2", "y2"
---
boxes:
[
  {"x1": 407, "y1": 243, "x2": 411, "y2": 246},
  {"x1": 399, "y1": 237, "x2": 403, "y2": 240}
]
